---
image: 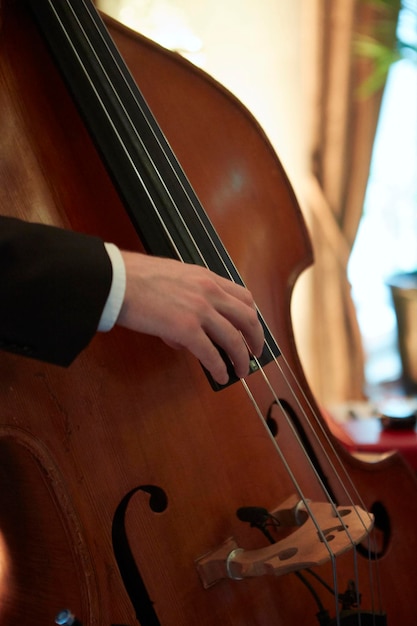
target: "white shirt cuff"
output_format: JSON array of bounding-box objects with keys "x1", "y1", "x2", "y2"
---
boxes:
[{"x1": 97, "y1": 242, "x2": 126, "y2": 332}]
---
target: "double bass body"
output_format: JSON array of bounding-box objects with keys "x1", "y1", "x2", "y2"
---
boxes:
[{"x1": 1, "y1": 2, "x2": 417, "y2": 624}]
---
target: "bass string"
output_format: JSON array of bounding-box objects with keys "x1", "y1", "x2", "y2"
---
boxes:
[
  {"x1": 52, "y1": 0, "x2": 381, "y2": 619},
  {"x1": 87, "y1": 2, "x2": 387, "y2": 621},
  {"x1": 71, "y1": 0, "x2": 372, "y2": 606}
]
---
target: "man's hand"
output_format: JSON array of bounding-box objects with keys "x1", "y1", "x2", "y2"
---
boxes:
[{"x1": 117, "y1": 252, "x2": 265, "y2": 385}]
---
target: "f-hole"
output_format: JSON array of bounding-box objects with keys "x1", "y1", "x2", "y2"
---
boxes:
[
  {"x1": 112, "y1": 484, "x2": 168, "y2": 626},
  {"x1": 357, "y1": 500, "x2": 391, "y2": 560},
  {"x1": 266, "y1": 399, "x2": 335, "y2": 502}
]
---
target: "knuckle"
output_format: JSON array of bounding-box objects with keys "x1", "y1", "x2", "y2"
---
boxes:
[
  {"x1": 247, "y1": 306, "x2": 259, "y2": 326},
  {"x1": 199, "y1": 276, "x2": 220, "y2": 299}
]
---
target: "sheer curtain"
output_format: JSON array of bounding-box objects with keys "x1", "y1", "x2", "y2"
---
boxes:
[{"x1": 295, "y1": 0, "x2": 400, "y2": 405}]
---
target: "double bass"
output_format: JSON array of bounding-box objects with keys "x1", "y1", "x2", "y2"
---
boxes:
[{"x1": 1, "y1": 1, "x2": 417, "y2": 624}]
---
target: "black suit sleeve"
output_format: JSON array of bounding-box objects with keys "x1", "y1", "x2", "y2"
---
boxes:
[{"x1": 0, "y1": 215, "x2": 113, "y2": 366}]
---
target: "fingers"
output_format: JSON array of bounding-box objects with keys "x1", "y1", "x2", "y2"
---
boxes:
[
  {"x1": 178, "y1": 277, "x2": 264, "y2": 384},
  {"x1": 166, "y1": 312, "x2": 262, "y2": 385},
  {"x1": 117, "y1": 252, "x2": 265, "y2": 385},
  {"x1": 211, "y1": 275, "x2": 265, "y2": 360},
  {"x1": 181, "y1": 330, "x2": 231, "y2": 385}
]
